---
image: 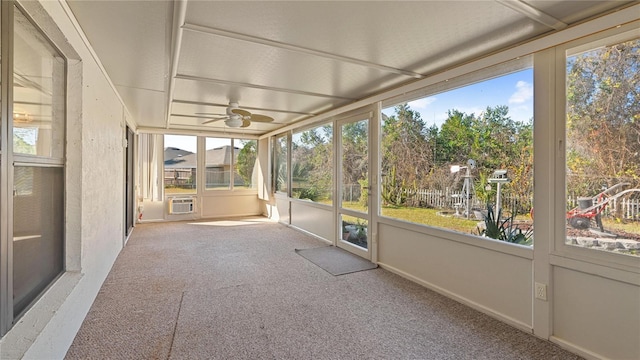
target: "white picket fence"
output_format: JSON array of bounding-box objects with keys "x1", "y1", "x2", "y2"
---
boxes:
[
  {"x1": 567, "y1": 195, "x2": 640, "y2": 220},
  {"x1": 404, "y1": 188, "x2": 482, "y2": 209},
  {"x1": 345, "y1": 184, "x2": 640, "y2": 220}
]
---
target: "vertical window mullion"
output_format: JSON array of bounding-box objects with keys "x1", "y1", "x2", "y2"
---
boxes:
[
  {"x1": 0, "y1": 0, "x2": 14, "y2": 336},
  {"x1": 230, "y1": 138, "x2": 234, "y2": 191}
]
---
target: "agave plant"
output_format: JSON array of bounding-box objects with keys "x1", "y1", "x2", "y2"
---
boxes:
[{"x1": 476, "y1": 204, "x2": 533, "y2": 246}]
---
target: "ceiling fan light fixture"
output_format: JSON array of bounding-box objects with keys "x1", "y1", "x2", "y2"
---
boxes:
[
  {"x1": 225, "y1": 117, "x2": 243, "y2": 128},
  {"x1": 201, "y1": 102, "x2": 274, "y2": 128}
]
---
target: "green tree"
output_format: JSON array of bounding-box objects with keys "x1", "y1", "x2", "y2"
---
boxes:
[
  {"x1": 341, "y1": 120, "x2": 368, "y2": 186},
  {"x1": 235, "y1": 140, "x2": 257, "y2": 186},
  {"x1": 381, "y1": 104, "x2": 432, "y2": 191},
  {"x1": 431, "y1": 106, "x2": 533, "y2": 213},
  {"x1": 305, "y1": 126, "x2": 333, "y2": 200},
  {"x1": 291, "y1": 126, "x2": 333, "y2": 201},
  {"x1": 566, "y1": 38, "x2": 640, "y2": 195},
  {"x1": 274, "y1": 136, "x2": 288, "y2": 192},
  {"x1": 437, "y1": 109, "x2": 475, "y2": 165}
]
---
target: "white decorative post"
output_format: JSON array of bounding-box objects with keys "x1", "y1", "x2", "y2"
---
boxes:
[{"x1": 488, "y1": 170, "x2": 509, "y2": 216}]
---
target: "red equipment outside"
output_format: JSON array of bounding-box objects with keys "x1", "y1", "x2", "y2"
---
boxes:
[{"x1": 566, "y1": 183, "x2": 640, "y2": 230}]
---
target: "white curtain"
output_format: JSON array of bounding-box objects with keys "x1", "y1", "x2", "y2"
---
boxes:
[{"x1": 138, "y1": 133, "x2": 163, "y2": 201}]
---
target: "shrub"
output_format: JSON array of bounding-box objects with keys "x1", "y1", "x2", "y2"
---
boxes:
[{"x1": 476, "y1": 204, "x2": 533, "y2": 246}]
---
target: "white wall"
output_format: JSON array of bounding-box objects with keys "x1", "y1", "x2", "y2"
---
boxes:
[
  {"x1": 290, "y1": 201, "x2": 334, "y2": 242},
  {"x1": 0, "y1": 1, "x2": 127, "y2": 358},
  {"x1": 139, "y1": 193, "x2": 262, "y2": 223},
  {"x1": 552, "y1": 267, "x2": 639, "y2": 359},
  {"x1": 274, "y1": 193, "x2": 290, "y2": 224},
  {"x1": 378, "y1": 222, "x2": 533, "y2": 331},
  {"x1": 200, "y1": 194, "x2": 261, "y2": 218}
]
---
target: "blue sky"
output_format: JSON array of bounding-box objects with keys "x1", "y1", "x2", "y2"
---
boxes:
[
  {"x1": 383, "y1": 69, "x2": 533, "y2": 128},
  {"x1": 165, "y1": 135, "x2": 251, "y2": 153},
  {"x1": 166, "y1": 69, "x2": 533, "y2": 152}
]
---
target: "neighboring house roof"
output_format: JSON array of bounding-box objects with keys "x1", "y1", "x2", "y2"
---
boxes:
[
  {"x1": 164, "y1": 147, "x2": 193, "y2": 161},
  {"x1": 164, "y1": 145, "x2": 240, "y2": 169}
]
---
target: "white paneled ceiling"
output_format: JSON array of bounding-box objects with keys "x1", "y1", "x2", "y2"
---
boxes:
[{"x1": 66, "y1": 0, "x2": 636, "y2": 137}]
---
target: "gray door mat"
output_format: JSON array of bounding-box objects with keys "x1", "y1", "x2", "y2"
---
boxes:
[{"x1": 295, "y1": 246, "x2": 378, "y2": 276}]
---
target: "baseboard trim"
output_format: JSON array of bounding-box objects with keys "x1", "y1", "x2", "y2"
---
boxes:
[{"x1": 550, "y1": 336, "x2": 611, "y2": 360}]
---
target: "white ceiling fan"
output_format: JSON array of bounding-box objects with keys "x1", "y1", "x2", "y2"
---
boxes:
[{"x1": 199, "y1": 102, "x2": 274, "y2": 128}]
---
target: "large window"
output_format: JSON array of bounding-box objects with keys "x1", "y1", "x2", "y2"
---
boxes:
[
  {"x1": 205, "y1": 137, "x2": 257, "y2": 190},
  {"x1": 234, "y1": 139, "x2": 258, "y2": 190},
  {"x1": 205, "y1": 137, "x2": 232, "y2": 190},
  {"x1": 162, "y1": 135, "x2": 257, "y2": 194},
  {"x1": 13, "y1": 9, "x2": 65, "y2": 158},
  {"x1": 274, "y1": 134, "x2": 288, "y2": 193},
  {"x1": 164, "y1": 135, "x2": 197, "y2": 194},
  {"x1": 291, "y1": 123, "x2": 333, "y2": 204},
  {"x1": 380, "y1": 63, "x2": 534, "y2": 246},
  {"x1": 11, "y1": 5, "x2": 66, "y2": 319},
  {"x1": 13, "y1": 166, "x2": 64, "y2": 316},
  {"x1": 564, "y1": 35, "x2": 639, "y2": 256}
]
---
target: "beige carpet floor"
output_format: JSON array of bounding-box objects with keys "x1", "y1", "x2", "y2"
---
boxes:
[{"x1": 66, "y1": 218, "x2": 581, "y2": 360}]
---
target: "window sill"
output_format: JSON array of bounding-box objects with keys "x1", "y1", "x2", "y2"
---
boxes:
[
  {"x1": 289, "y1": 197, "x2": 333, "y2": 209},
  {"x1": 378, "y1": 215, "x2": 533, "y2": 259},
  {"x1": 550, "y1": 247, "x2": 640, "y2": 283}
]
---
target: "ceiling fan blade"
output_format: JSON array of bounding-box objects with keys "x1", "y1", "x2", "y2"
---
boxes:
[
  {"x1": 241, "y1": 119, "x2": 251, "y2": 128},
  {"x1": 230, "y1": 108, "x2": 251, "y2": 117},
  {"x1": 195, "y1": 112, "x2": 227, "y2": 116},
  {"x1": 201, "y1": 116, "x2": 228, "y2": 125},
  {"x1": 249, "y1": 114, "x2": 274, "y2": 122}
]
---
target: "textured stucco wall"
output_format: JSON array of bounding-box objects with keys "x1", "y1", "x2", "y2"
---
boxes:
[{"x1": 0, "y1": 1, "x2": 127, "y2": 359}]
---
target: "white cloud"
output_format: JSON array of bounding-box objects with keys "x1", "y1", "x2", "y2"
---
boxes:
[
  {"x1": 408, "y1": 96, "x2": 437, "y2": 109},
  {"x1": 510, "y1": 105, "x2": 533, "y2": 123},
  {"x1": 509, "y1": 81, "x2": 533, "y2": 104}
]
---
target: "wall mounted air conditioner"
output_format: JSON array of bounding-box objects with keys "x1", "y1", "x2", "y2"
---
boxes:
[{"x1": 168, "y1": 197, "x2": 195, "y2": 214}]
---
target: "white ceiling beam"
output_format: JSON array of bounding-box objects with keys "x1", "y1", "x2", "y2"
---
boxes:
[
  {"x1": 172, "y1": 99, "x2": 317, "y2": 116},
  {"x1": 182, "y1": 22, "x2": 425, "y2": 79},
  {"x1": 165, "y1": 0, "x2": 188, "y2": 129},
  {"x1": 261, "y1": 6, "x2": 639, "y2": 139},
  {"x1": 495, "y1": 0, "x2": 567, "y2": 30},
  {"x1": 137, "y1": 126, "x2": 261, "y2": 139},
  {"x1": 175, "y1": 74, "x2": 355, "y2": 101}
]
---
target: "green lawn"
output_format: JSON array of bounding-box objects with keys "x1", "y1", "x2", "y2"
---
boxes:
[
  {"x1": 342, "y1": 202, "x2": 639, "y2": 238},
  {"x1": 601, "y1": 218, "x2": 640, "y2": 234},
  {"x1": 165, "y1": 187, "x2": 197, "y2": 195},
  {"x1": 381, "y1": 206, "x2": 480, "y2": 233},
  {"x1": 339, "y1": 201, "x2": 480, "y2": 234}
]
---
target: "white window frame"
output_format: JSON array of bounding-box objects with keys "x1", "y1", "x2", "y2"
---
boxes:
[
  {"x1": 552, "y1": 23, "x2": 640, "y2": 271},
  {"x1": 290, "y1": 121, "x2": 334, "y2": 206},
  {"x1": 379, "y1": 56, "x2": 534, "y2": 249},
  {"x1": 1, "y1": 0, "x2": 82, "y2": 338},
  {"x1": 273, "y1": 133, "x2": 289, "y2": 195},
  {"x1": 163, "y1": 133, "x2": 198, "y2": 196},
  {"x1": 203, "y1": 137, "x2": 233, "y2": 191}
]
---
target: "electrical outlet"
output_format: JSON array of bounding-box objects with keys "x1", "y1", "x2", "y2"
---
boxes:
[{"x1": 535, "y1": 282, "x2": 547, "y2": 301}]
